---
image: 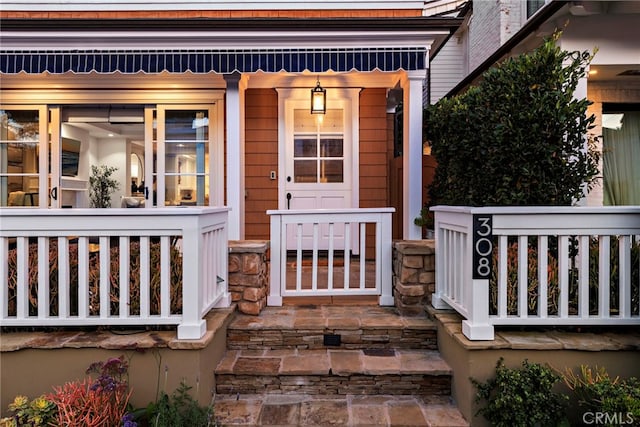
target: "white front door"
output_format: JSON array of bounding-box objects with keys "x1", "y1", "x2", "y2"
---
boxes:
[{"x1": 279, "y1": 88, "x2": 359, "y2": 250}]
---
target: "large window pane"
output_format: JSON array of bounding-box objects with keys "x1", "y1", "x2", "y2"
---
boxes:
[
  {"x1": 0, "y1": 110, "x2": 40, "y2": 207},
  {"x1": 164, "y1": 110, "x2": 209, "y2": 206}
]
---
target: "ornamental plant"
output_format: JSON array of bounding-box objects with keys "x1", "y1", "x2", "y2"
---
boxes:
[
  {"x1": 563, "y1": 365, "x2": 640, "y2": 425},
  {"x1": 425, "y1": 32, "x2": 600, "y2": 207},
  {"x1": 472, "y1": 358, "x2": 569, "y2": 427},
  {"x1": 4, "y1": 394, "x2": 57, "y2": 427},
  {"x1": 46, "y1": 356, "x2": 132, "y2": 427},
  {"x1": 89, "y1": 164, "x2": 120, "y2": 208}
]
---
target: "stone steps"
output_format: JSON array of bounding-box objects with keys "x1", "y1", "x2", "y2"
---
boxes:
[
  {"x1": 226, "y1": 305, "x2": 438, "y2": 350},
  {"x1": 215, "y1": 348, "x2": 452, "y2": 396}
]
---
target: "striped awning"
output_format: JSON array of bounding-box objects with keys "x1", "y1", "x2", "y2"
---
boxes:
[{"x1": 0, "y1": 47, "x2": 427, "y2": 74}]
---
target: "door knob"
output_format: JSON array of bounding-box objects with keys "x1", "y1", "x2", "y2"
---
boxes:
[{"x1": 286, "y1": 192, "x2": 292, "y2": 209}]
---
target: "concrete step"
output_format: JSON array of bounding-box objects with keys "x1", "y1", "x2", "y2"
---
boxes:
[
  {"x1": 213, "y1": 393, "x2": 469, "y2": 426},
  {"x1": 215, "y1": 348, "x2": 452, "y2": 396},
  {"x1": 226, "y1": 305, "x2": 438, "y2": 350}
]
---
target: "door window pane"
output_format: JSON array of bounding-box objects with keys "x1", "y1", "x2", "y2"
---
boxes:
[
  {"x1": 294, "y1": 137, "x2": 317, "y2": 157},
  {"x1": 320, "y1": 160, "x2": 343, "y2": 183},
  {"x1": 0, "y1": 110, "x2": 40, "y2": 207},
  {"x1": 320, "y1": 138, "x2": 343, "y2": 157},
  {"x1": 294, "y1": 160, "x2": 317, "y2": 183}
]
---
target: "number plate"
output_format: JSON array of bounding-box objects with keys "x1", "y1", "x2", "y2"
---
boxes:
[{"x1": 472, "y1": 214, "x2": 493, "y2": 279}]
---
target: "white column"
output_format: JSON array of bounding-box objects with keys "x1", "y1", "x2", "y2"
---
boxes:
[
  {"x1": 224, "y1": 73, "x2": 248, "y2": 239},
  {"x1": 573, "y1": 66, "x2": 602, "y2": 206},
  {"x1": 401, "y1": 70, "x2": 425, "y2": 240}
]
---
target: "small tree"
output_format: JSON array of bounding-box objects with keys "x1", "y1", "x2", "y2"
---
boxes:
[
  {"x1": 426, "y1": 32, "x2": 599, "y2": 207},
  {"x1": 89, "y1": 165, "x2": 119, "y2": 208}
]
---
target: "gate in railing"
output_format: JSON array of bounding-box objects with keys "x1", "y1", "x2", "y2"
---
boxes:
[
  {"x1": 0, "y1": 207, "x2": 230, "y2": 339},
  {"x1": 267, "y1": 208, "x2": 394, "y2": 306},
  {"x1": 431, "y1": 206, "x2": 640, "y2": 340}
]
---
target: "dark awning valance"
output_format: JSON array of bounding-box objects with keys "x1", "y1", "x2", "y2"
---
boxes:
[{"x1": 0, "y1": 48, "x2": 427, "y2": 74}]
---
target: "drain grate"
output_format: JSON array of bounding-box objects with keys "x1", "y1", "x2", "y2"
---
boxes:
[
  {"x1": 363, "y1": 348, "x2": 396, "y2": 357},
  {"x1": 323, "y1": 334, "x2": 341, "y2": 346}
]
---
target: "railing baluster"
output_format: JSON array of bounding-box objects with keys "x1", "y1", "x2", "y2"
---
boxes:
[
  {"x1": 538, "y1": 236, "x2": 548, "y2": 319},
  {"x1": 296, "y1": 223, "x2": 303, "y2": 291},
  {"x1": 77, "y1": 237, "x2": 89, "y2": 318},
  {"x1": 16, "y1": 237, "x2": 28, "y2": 320},
  {"x1": 312, "y1": 223, "x2": 319, "y2": 291},
  {"x1": 119, "y1": 236, "x2": 130, "y2": 318},
  {"x1": 99, "y1": 236, "x2": 110, "y2": 318},
  {"x1": 518, "y1": 235, "x2": 528, "y2": 318},
  {"x1": 161, "y1": 236, "x2": 171, "y2": 318},
  {"x1": 327, "y1": 223, "x2": 334, "y2": 290},
  {"x1": 140, "y1": 236, "x2": 150, "y2": 318},
  {"x1": 58, "y1": 237, "x2": 69, "y2": 319},
  {"x1": 344, "y1": 222, "x2": 351, "y2": 290},
  {"x1": 37, "y1": 237, "x2": 50, "y2": 319},
  {"x1": 558, "y1": 236, "x2": 569, "y2": 319},
  {"x1": 359, "y1": 222, "x2": 366, "y2": 289},
  {"x1": 599, "y1": 235, "x2": 610, "y2": 318},
  {"x1": 578, "y1": 235, "x2": 590, "y2": 319},
  {"x1": 620, "y1": 235, "x2": 631, "y2": 318},
  {"x1": 498, "y1": 235, "x2": 508, "y2": 318},
  {"x1": 0, "y1": 237, "x2": 8, "y2": 318}
]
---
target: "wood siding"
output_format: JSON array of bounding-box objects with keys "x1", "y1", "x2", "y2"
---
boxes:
[
  {"x1": 429, "y1": 35, "x2": 466, "y2": 104},
  {"x1": 359, "y1": 88, "x2": 389, "y2": 258},
  {"x1": 244, "y1": 88, "x2": 279, "y2": 240}
]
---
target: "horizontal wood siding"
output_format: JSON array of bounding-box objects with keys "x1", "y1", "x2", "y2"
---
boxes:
[
  {"x1": 359, "y1": 88, "x2": 389, "y2": 258},
  {"x1": 430, "y1": 36, "x2": 466, "y2": 104},
  {"x1": 245, "y1": 88, "x2": 278, "y2": 240}
]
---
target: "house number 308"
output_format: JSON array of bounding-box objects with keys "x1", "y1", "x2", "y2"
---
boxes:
[{"x1": 472, "y1": 215, "x2": 493, "y2": 279}]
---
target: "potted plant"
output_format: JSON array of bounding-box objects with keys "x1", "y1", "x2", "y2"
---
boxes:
[{"x1": 89, "y1": 165, "x2": 119, "y2": 208}]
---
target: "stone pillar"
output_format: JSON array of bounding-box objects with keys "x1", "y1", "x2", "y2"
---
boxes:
[
  {"x1": 228, "y1": 240, "x2": 269, "y2": 315},
  {"x1": 392, "y1": 240, "x2": 435, "y2": 316}
]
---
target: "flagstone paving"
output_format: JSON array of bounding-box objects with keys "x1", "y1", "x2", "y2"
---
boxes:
[{"x1": 213, "y1": 394, "x2": 469, "y2": 426}]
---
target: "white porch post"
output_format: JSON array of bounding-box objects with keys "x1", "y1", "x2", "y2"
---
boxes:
[
  {"x1": 401, "y1": 70, "x2": 425, "y2": 240},
  {"x1": 224, "y1": 73, "x2": 247, "y2": 239}
]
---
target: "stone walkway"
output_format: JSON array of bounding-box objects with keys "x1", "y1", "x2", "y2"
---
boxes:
[{"x1": 213, "y1": 393, "x2": 469, "y2": 426}]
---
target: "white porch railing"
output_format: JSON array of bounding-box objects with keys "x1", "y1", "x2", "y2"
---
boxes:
[
  {"x1": 267, "y1": 208, "x2": 394, "y2": 306},
  {"x1": 0, "y1": 207, "x2": 230, "y2": 340},
  {"x1": 431, "y1": 206, "x2": 640, "y2": 340}
]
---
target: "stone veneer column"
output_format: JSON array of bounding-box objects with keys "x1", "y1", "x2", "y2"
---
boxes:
[
  {"x1": 228, "y1": 240, "x2": 269, "y2": 315},
  {"x1": 392, "y1": 240, "x2": 435, "y2": 316}
]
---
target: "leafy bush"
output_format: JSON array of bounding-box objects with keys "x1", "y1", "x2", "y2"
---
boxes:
[
  {"x1": 134, "y1": 381, "x2": 214, "y2": 427},
  {"x1": 473, "y1": 358, "x2": 569, "y2": 427},
  {"x1": 425, "y1": 33, "x2": 599, "y2": 207},
  {"x1": 564, "y1": 365, "x2": 640, "y2": 426}
]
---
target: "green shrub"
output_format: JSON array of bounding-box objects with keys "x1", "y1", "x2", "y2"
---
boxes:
[
  {"x1": 134, "y1": 381, "x2": 214, "y2": 427},
  {"x1": 473, "y1": 358, "x2": 569, "y2": 427},
  {"x1": 425, "y1": 32, "x2": 599, "y2": 207},
  {"x1": 564, "y1": 365, "x2": 640, "y2": 426}
]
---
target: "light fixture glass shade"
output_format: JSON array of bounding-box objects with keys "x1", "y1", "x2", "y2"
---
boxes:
[{"x1": 311, "y1": 80, "x2": 326, "y2": 114}]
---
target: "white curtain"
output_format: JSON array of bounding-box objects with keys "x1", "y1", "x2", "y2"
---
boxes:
[{"x1": 603, "y1": 111, "x2": 640, "y2": 205}]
